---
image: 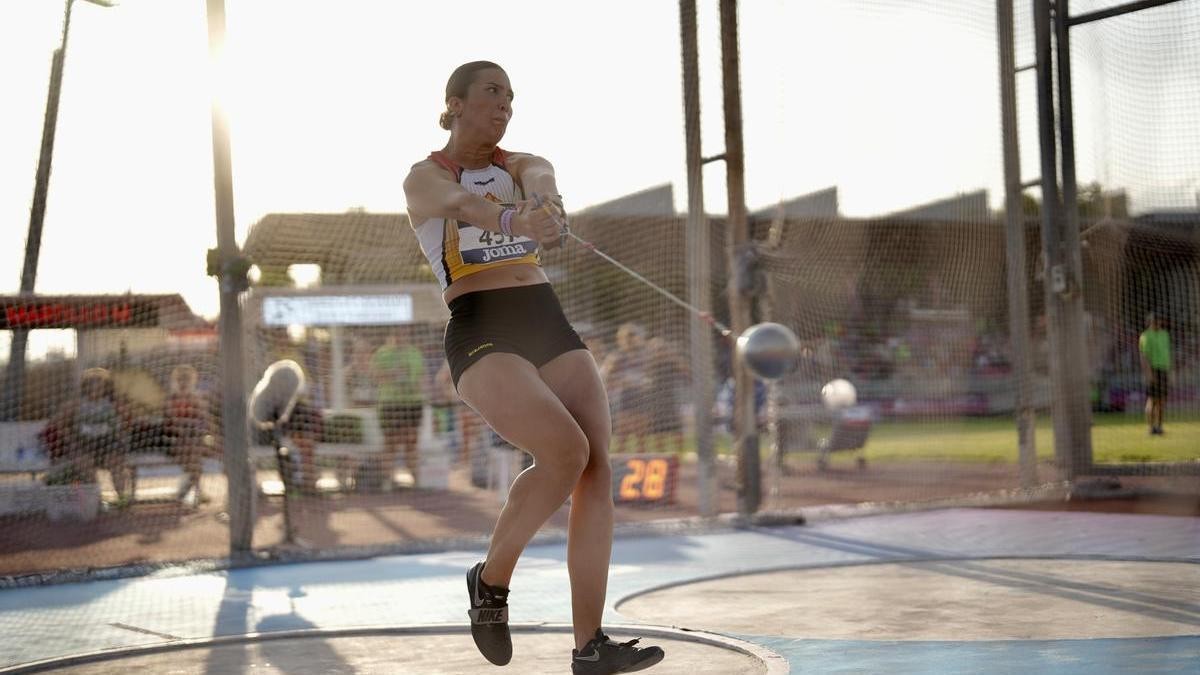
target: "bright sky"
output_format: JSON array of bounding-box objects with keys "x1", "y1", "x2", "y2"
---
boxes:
[{"x1": 2, "y1": 0, "x2": 1197, "y2": 360}]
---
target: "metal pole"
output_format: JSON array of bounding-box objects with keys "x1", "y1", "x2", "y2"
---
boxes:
[
  {"x1": 719, "y1": 0, "x2": 758, "y2": 515},
  {"x1": 206, "y1": 0, "x2": 254, "y2": 554},
  {"x1": 1053, "y1": 0, "x2": 1095, "y2": 476},
  {"x1": 330, "y1": 325, "x2": 347, "y2": 410},
  {"x1": 1067, "y1": 0, "x2": 1184, "y2": 26},
  {"x1": 1033, "y1": 0, "x2": 1081, "y2": 482},
  {"x1": 680, "y1": 0, "x2": 717, "y2": 517},
  {"x1": 998, "y1": 0, "x2": 1038, "y2": 488},
  {"x1": 3, "y1": 0, "x2": 75, "y2": 421}
]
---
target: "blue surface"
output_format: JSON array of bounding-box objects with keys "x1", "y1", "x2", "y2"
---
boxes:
[
  {"x1": 751, "y1": 635, "x2": 1200, "y2": 675},
  {"x1": 1, "y1": 508, "x2": 1197, "y2": 672}
]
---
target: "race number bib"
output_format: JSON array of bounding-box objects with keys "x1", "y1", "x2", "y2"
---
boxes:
[{"x1": 457, "y1": 221, "x2": 537, "y2": 265}]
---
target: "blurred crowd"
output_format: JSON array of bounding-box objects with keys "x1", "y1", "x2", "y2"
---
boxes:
[{"x1": 30, "y1": 304, "x2": 1194, "y2": 502}]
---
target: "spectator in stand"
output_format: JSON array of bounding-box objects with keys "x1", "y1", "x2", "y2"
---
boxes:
[
  {"x1": 41, "y1": 368, "x2": 132, "y2": 504},
  {"x1": 164, "y1": 365, "x2": 213, "y2": 504},
  {"x1": 600, "y1": 322, "x2": 652, "y2": 453},
  {"x1": 371, "y1": 327, "x2": 427, "y2": 486},
  {"x1": 349, "y1": 336, "x2": 377, "y2": 406},
  {"x1": 435, "y1": 358, "x2": 485, "y2": 475},
  {"x1": 1139, "y1": 312, "x2": 1171, "y2": 436},
  {"x1": 714, "y1": 376, "x2": 767, "y2": 433},
  {"x1": 645, "y1": 336, "x2": 688, "y2": 453},
  {"x1": 285, "y1": 392, "x2": 324, "y2": 494}
]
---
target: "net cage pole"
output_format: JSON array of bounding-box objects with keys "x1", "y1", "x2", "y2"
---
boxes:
[
  {"x1": 680, "y1": 0, "x2": 718, "y2": 517},
  {"x1": 997, "y1": 0, "x2": 1040, "y2": 489},
  {"x1": 1067, "y1": 0, "x2": 1196, "y2": 479},
  {"x1": 206, "y1": 0, "x2": 255, "y2": 553},
  {"x1": 1039, "y1": 0, "x2": 1196, "y2": 479},
  {"x1": 1053, "y1": 0, "x2": 1097, "y2": 479},
  {"x1": 719, "y1": 0, "x2": 760, "y2": 516},
  {"x1": 1034, "y1": 0, "x2": 1093, "y2": 481}
]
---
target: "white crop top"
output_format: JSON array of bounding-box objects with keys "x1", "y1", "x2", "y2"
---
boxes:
[{"x1": 411, "y1": 148, "x2": 541, "y2": 290}]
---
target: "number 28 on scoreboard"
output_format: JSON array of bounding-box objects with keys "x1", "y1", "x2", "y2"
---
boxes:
[{"x1": 610, "y1": 454, "x2": 679, "y2": 504}]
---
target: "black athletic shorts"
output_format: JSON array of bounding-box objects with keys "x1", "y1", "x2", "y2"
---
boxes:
[
  {"x1": 377, "y1": 403, "x2": 423, "y2": 437},
  {"x1": 1146, "y1": 369, "x2": 1169, "y2": 399},
  {"x1": 444, "y1": 283, "x2": 586, "y2": 388}
]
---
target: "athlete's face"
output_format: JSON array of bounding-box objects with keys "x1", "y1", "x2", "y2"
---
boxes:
[{"x1": 452, "y1": 68, "x2": 513, "y2": 141}]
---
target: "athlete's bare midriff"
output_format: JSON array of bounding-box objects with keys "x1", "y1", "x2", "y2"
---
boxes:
[{"x1": 442, "y1": 263, "x2": 550, "y2": 305}]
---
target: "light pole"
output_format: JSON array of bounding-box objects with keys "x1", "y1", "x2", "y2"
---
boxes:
[{"x1": 3, "y1": 0, "x2": 118, "y2": 421}]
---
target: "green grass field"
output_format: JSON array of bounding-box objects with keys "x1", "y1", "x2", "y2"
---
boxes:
[
  {"x1": 697, "y1": 412, "x2": 1199, "y2": 465},
  {"x1": 858, "y1": 412, "x2": 1200, "y2": 464}
]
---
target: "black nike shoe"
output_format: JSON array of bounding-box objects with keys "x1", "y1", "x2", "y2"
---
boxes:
[
  {"x1": 467, "y1": 561, "x2": 512, "y2": 665},
  {"x1": 571, "y1": 629, "x2": 665, "y2": 674}
]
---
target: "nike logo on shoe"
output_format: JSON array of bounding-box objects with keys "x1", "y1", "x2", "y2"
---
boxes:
[
  {"x1": 574, "y1": 651, "x2": 601, "y2": 662},
  {"x1": 473, "y1": 577, "x2": 485, "y2": 607},
  {"x1": 474, "y1": 608, "x2": 505, "y2": 623}
]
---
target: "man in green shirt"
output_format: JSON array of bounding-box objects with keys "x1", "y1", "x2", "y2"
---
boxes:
[
  {"x1": 1138, "y1": 313, "x2": 1171, "y2": 435},
  {"x1": 372, "y1": 329, "x2": 427, "y2": 485}
]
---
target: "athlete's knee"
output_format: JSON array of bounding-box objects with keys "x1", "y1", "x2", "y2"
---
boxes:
[
  {"x1": 540, "y1": 427, "x2": 590, "y2": 480},
  {"x1": 579, "y1": 452, "x2": 612, "y2": 488},
  {"x1": 564, "y1": 432, "x2": 592, "y2": 478}
]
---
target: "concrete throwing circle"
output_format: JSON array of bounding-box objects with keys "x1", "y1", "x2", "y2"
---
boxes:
[
  {"x1": 5, "y1": 624, "x2": 786, "y2": 675},
  {"x1": 616, "y1": 558, "x2": 1200, "y2": 641}
]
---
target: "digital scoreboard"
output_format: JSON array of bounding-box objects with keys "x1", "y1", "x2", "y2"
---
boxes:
[
  {"x1": 610, "y1": 454, "x2": 679, "y2": 505},
  {"x1": 0, "y1": 298, "x2": 159, "y2": 330}
]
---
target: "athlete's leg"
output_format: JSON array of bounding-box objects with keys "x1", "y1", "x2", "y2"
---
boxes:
[
  {"x1": 538, "y1": 349, "x2": 614, "y2": 650},
  {"x1": 460, "y1": 405, "x2": 483, "y2": 471},
  {"x1": 457, "y1": 353, "x2": 590, "y2": 587}
]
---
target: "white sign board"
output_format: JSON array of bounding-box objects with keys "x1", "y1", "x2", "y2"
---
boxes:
[
  {"x1": 0, "y1": 421, "x2": 49, "y2": 473},
  {"x1": 261, "y1": 294, "x2": 414, "y2": 326}
]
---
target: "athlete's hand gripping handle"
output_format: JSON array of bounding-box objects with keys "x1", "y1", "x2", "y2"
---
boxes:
[{"x1": 514, "y1": 193, "x2": 566, "y2": 249}]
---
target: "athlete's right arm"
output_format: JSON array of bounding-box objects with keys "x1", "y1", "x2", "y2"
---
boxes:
[
  {"x1": 403, "y1": 161, "x2": 562, "y2": 246},
  {"x1": 404, "y1": 161, "x2": 504, "y2": 230}
]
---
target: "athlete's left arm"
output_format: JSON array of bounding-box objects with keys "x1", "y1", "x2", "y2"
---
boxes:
[{"x1": 507, "y1": 153, "x2": 563, "y2": 211}]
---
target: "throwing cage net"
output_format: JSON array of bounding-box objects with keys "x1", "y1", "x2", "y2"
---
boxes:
[{"x1": 1, "y1": 0, "x2": 1196, "y2": 587}]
